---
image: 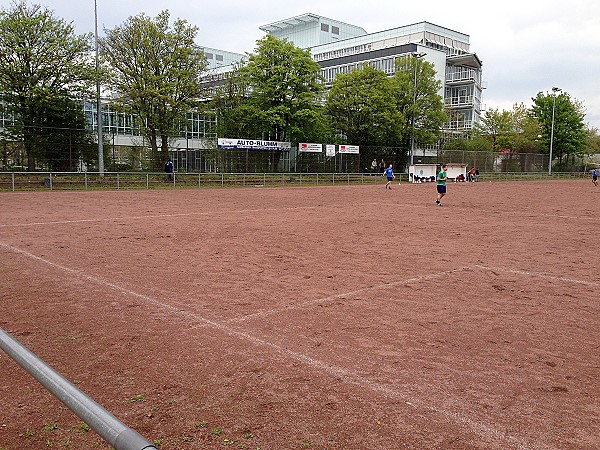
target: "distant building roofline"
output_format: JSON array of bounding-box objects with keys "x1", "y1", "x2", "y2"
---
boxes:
[{"x1": 260, "y1": 12, "x2": 366, "y2": 34}]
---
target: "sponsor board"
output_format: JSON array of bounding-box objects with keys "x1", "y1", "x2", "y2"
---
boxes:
[
  {"x1": 218, "y1": 138, "x2": 291, "y2": 151},
  {"x1": 338, "y1": 145, "x2": 359, "y2": 154},
  {"x1": 299, "y1": 143, "x2": 323, "y2": 153}
]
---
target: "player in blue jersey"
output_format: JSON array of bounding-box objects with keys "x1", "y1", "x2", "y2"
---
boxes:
[{"x1": 383, "y1": 164, "x2": 395, "y2": 189}]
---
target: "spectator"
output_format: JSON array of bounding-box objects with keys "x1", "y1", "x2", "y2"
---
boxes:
[
  {"x1": 164, "y1": 158, "x2": 174, "y2": 181},
  {"x1": 468, "y1": 166, "x2": 475, "y2": 182}
]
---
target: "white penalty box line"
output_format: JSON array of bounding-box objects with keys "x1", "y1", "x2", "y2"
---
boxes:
[{"x1": 229, "y1": 263, "x2": 600, "y2": 325}]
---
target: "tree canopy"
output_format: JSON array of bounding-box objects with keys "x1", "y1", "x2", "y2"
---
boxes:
[
  {"x1": 101, "y1": 10, "x2": 208, "y2": 167},
  {"x1": 393, "y1": 55, "x2": 447, "y2": 151},
  {"x1": 530, "y1": 91, "x2": 587, "y2": 166},
  {"x1": 0, "y1": 1, "x2": 95, "y2": 170},
  {"x1": 238, "y1": 34, "x2": 326, "y2": 142},
  {"x1": 326, "y1": 65, "x2": 403, "y2": 147}
]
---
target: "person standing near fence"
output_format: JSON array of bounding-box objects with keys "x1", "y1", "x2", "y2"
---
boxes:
[
  {"x1": 435, "y1": 164, "x2": 448, "y2": 206},
  {"x1": 593, "y1": 169, "x2": 598, "y2": 186},
  {"x1": 371, "y1": 158, "x2": 378, "y2": 174},
  {"x1": 384, "y1": 164, "x2": 395, "y2": 189},
  {"x1": 165, "y1": 158, "x2": 174, "y2": 181}
]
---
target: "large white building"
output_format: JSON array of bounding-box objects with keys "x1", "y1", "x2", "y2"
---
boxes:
[{"x1": 259, "y1": 13, "x2": 484, "y2": 137}]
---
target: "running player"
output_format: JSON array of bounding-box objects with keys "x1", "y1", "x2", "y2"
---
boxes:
[
  {"x1": 435, "y1": 164, "x2": 448, "y2": 206},
  {"x1": 384, "y1": 164, "x2": 395, "y2": 189}
]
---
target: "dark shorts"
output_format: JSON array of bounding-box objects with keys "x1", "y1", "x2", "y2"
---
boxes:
[
  {"x1": 387, "y1": 176, "x2": 393, "y2": 181},
  {"x1": 593, "y1": 175, "x2": 597, "y2": 181},
  {"x1": 437, "y1": 184, "x2": 446, "y2": 194}
]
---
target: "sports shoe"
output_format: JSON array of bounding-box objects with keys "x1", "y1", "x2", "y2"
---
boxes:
[{"x1": 435, "y1": 200, "x2": 440, "y2": 205}]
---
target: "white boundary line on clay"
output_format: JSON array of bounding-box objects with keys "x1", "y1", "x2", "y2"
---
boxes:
[
  {"x1": 227, "y1": 267, "x2": 470, "y2": 324},
  {"x1": 0, "y1": 241, "x2": 539, "y2": 450},
  {"x1": 474, "y1": 264, "x2": 600, "y2": 286},
  {"x1": 0, "y1": 205, "x2": 332, "y2": 228}
]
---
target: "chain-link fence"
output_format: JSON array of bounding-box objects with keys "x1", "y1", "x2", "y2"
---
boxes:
[{"x1": 0, "y1": 129, "x2": 592, "y2": 174}]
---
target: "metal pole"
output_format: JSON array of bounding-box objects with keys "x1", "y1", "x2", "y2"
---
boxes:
[
  {"x1": 410, "y1": 52, "x2": 426, "y2": 167},
  {"x1": 0, "y1": 327, "x2": 156, "y2": 450},
  {"x1": 548, "y1": 87, "x2": 561, "y2": 175},
  {"x1": 94, "y1": 0, "x2": 104, "y2": 176}
]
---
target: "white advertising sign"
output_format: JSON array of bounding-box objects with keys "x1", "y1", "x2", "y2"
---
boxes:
[
  {"x1": 218, "y1": 138, "x2": 291, "y2": 151},
  {"x1": 299, "y1": 143, "x2": 323, "y2": 153},
  {"x1": 325, "y1": 145, "x2": 336, "y2": 157},
  {"x1": 338, "y1": 145, "x2": 359, "y2": 154}
]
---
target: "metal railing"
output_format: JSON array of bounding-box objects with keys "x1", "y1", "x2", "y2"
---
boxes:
[
  {"x1": 0, "y1": 171, "x2": 397, "y2": 191},
  {"x1": 0, "y1": 170, "x2": 590, "y2": 192},
  {"x1": 0, "y1": 327, "x2": 156, "y2": 450}
]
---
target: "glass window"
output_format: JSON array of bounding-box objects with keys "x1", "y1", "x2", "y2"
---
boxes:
[
  {"x1": 321, "y1": 23, "x2": 329, "y2": 32},
  {"x1": 332, "y1": 26, "x2": 339, "y2": 35}
]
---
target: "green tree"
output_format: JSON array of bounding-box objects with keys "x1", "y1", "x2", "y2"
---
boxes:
[
  {"x1": 473, "y1": 103, "x2": 542, "y2": 153},
  {"x1": 473, "y1": 107, "x2": 514, "y2": 151},
  {"x1": 211, "y1": 62, "x2": 257, "y2": 139},
  {"x1": 530, "y1": 91, "x2": 587, "y2": 167},
  {"x1": 441, "y1": 134, "x2": 493, "y2": 152},
  {"x1": 325, "y1": 65, "x2": 403, "y2": 147},
  {"x1": 241, "y1": 35, "x2": 325, "y2": 142},
  {"x1": 585, "y1": 126, "x2": 600, "y2": 155},
  {"x1": 101, "y1": 10, "x2": 208, "y2": 169},
  {"x1": 32, "y1": 95, "x2": 96, "y2": 171},
  {"x1": 392, "y1": 55, "x2": 447, "y2": 156},
  {"x1": 0, "y1": 1, "x2": 95, "y2": 170}
]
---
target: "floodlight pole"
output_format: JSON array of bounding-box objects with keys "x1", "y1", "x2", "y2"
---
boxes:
[
  {"x1": 95, "y1": 0, "x2": 104, "y2": 175},
  {"x1": 548, "y1": 86, "x2": 561, "y2": 175},
  {"x1": 410, "y1": 52, "x2": 427, "y2": 167}
]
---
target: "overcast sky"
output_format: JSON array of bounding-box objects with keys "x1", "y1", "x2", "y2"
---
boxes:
[{"x1": 5, "y1": 0, "x2": 600, "y2": 129}]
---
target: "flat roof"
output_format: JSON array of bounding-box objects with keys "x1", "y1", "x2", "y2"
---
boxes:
[
  {"x1": 260, "y1": 13, "x2": 366, "y2": 34},
  {"x1": 260, "y1": 13, "x2": 321, "y2": 33}
]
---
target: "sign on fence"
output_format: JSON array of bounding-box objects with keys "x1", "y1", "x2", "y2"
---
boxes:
[
  {"x1": 339, "y1": 145, "x2": 359, "y2": 154},
  {"x1": 299, "y1": 143, "x2": 323, "y2": 153},
  {"x1": 325, "y1": 145, "x2": 336, "y2": 157},
  {"x1": 218, "y1": 138, "x2": 291, "y2": 151}
]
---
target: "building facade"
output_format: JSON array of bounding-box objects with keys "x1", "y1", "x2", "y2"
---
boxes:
[{"x1": 260, "y1": 14, "x2": 484, "y2": 142}]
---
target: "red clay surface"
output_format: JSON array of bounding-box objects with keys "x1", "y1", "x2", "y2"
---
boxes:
[{"x1": 0, "y1": 180, "x2": 599, "y2": 450}]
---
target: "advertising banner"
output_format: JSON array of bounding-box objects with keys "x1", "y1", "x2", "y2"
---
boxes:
[
  {"x1": 338, "y1": 145, "x2": 359, "y2": 154},
  {"x1": 217, "y1": 138, "x2": 291, "y2": 151},
  {"x1": 299, "y1": 143, "x2": 323, "y2": 153}
]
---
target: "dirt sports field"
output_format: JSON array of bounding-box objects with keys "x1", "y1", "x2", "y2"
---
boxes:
[{"x1": 0, "y1": 179, "x2": 599, "y2": 450}]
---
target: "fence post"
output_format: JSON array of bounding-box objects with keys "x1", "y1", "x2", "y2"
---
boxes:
[
  {"x1": 0, "y1": 327, "x2": 157, "y2": 450},
  {"x1": 117, "y1": 173, "x2": 120, "y2": 190},
  {"x1": 12, "y1": 172, "x2": 15, "y2": 192},
  {"x1": 146, "y1": 174, "x2": 149, "y2": 190},
  {"x1": 316, "y1": 173, "x2": 319, "y2": 185},
  {"x1": 49, "y1": 173, "x2": 53, "y2": 191},
  {"x1": 85, "y1": 173, "x2": 88, "y2": 190},
  {"x1": 221, "y1": 173, "x2": 224, "y2": 188}
]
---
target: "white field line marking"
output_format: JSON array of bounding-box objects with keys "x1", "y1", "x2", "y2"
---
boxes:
[
  {"x1": 0, "y1": 242, "x2": 542, "y2": 450},
  {"x1": 474, "y1": 264, "x2": 600, "y2": 286},
  {"x1": 0, "y1": 205, "x2": 328, "y2": 228},
  {"x1": 228, "y1": 267, "x2": 470, "y2": 324}
]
